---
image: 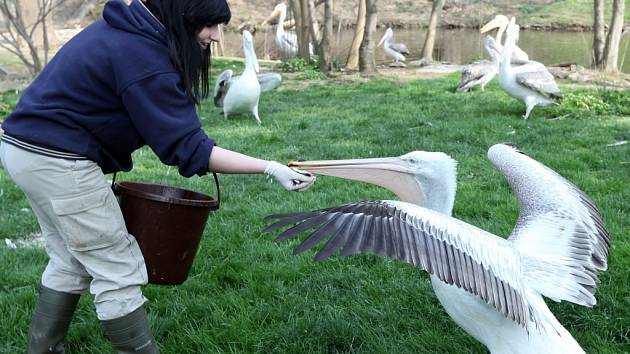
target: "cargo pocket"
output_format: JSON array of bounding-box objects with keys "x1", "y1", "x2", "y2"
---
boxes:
[{"x1": 51, "y1": 187, "x2": 126, "y2": 251}]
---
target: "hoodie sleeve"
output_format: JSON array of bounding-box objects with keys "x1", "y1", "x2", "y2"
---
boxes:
[{"x1": 121, "y1": 72, "x2": 214, "y2": 177}]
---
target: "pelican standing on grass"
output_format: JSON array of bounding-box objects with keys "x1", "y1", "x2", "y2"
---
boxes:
[
  {"x1": 498, "y1": 18, "x2": 562, "y2": 119},
  {"x1": 377, "y1": 27, "x2": 410, "y2": 64},
  {"x1": 480, "y1": 15, "x2": 529, "y2": 64},
  {"x1": 265, "y1": 143, "x2": 610, "y2": 353},
  {"x1": 457, "y1": 36, "x2": 501, "y2": 92},
  {"x1": 213, "y1": 31, "x2": 281, "y2": 125}
]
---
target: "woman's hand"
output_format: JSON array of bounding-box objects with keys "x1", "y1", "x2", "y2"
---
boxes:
[{"x1": 264, "y1": 161, "x2": 316, "y2": 192}]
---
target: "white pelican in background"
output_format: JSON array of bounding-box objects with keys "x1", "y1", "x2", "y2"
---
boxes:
[
  {"x1": 213, "y1": 31, "x2": 281, "y2": 125},
  {"x1": 498, "y1": 18, "x2": 562, "y2": 119},
  {"x1": 266, "y1": 2, "x2": 312, "y2": 59},
  {"x1": 377, "y1": 27, "x2": 410, "y2": 64},
  {"x1": 481, "y1": 15, "x2": 529, "y2": 64},
  {"x1": 266, "y1": 143, "x2": 610, "y2": 353},
  {"x1": 457, "y1": 36, "x2": 501, "y2": 92}
]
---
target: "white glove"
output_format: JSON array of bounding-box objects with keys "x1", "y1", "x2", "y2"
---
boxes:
[{"x1": 264, "y1": 161, "x2": 316, "y2": 192}]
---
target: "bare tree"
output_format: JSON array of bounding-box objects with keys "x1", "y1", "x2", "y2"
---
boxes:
[
  {"x1": 0, "y1": 0, "x2": 63, "y2": 75},
  {"x1": 345, "y1": 0, "x2": 366, "y2": 70},
  {"x1": 602, "y1": 0, "x2": 625, "y2": 72},
  {"x1": 359, "y1": 0, "x2": 377, "y2": 76},
  {"x1": 317, "y1": 0, "x2": 333, "y2": 72},
  {"x1": 592, "y1": 0, "x2": 605, "y2": 67},
  {"x1": 421, "y1": 0, "x2": 445, "y2": 62}
]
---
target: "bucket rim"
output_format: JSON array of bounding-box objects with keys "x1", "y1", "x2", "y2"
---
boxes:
[{"x1": 114, "y1": 181, "x2": 219, "y2": 209}]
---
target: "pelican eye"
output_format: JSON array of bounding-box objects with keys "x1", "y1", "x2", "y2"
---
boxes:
[{"x1": 406, "y1": 157, "x2": 418, "y2": 165}]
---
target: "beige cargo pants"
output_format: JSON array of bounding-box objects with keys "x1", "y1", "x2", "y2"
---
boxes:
[{"x1": 0, "y1": 142, "x2": 147, "y2": 320}]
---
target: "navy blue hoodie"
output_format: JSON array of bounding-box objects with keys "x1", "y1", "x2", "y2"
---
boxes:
[{"x1": 1, "y1": 0, "x2": 214, "y2": 177}]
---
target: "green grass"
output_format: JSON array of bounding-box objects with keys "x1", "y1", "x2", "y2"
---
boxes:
[
  {"x1": 520, "y1": 0, "x2": 630, "y2": 27},
  {"x1": 1, "y1": 60, "x2": 629, "y2": 353}
]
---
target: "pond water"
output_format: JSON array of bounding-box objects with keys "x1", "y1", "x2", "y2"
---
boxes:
[{"x1": 220, "y1": 28, "x2": 630, "y2": 73}]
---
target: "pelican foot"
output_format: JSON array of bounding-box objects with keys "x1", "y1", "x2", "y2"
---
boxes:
[{"x1": 389, "y1": 62, "x2": 407, "y2": 68}]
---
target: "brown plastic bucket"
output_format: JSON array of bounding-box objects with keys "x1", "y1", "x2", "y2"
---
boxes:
[{"x1": 112, "y1": 174, "x2": 220, "y2": 285}]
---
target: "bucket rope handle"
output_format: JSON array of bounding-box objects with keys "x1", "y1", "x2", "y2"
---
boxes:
[{"x1": 111, "y1": 171, "x2": 220, "y2": 208}]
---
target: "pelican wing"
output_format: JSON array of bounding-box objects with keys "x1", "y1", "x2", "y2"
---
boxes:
[
  {"x1": 513, "y1": 63, "x2": 562, "y2": 100},
  {"x1": 511, "y1": 45, "x2": 529, "y2": 64},
  {"x1": 281, "y1": 32, "x2": 299, "y2": 51},
  {"x1": 266, "y1": 200, "x2": 537, "y2": 328},
  {"x1": 257, "y1": 73, "x2": 283, "y2": 92},
  {"x1": 457, "y1": 61, "x2": 497, "y2": 92},
  {"x1": 488, "y1": 144, "x2": 610, "y2": 307},
  {"x1": 390, "y1": 42, "x2": 410, "y2": 56},
  {"x1": 213, "y1": 69, "x2": 233, "y2": 107}
]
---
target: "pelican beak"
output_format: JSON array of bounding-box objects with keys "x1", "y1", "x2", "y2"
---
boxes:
[
  {"x1": 289, "y1": 157, "x2": 423, "y2": 204},
  {"x1": 377, "y1": 32, "x2": 387, "y2": 47},
  {"x1": 262, "y1": 9, "x2": 280, "y2": 26},
  {"x1": 480, "y1": 18, "x2": 502, "y2": 33}
]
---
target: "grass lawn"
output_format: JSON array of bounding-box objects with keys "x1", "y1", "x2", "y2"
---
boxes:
[{"x1": 0, "y1": 59, "x2": 629, "y2": 353}]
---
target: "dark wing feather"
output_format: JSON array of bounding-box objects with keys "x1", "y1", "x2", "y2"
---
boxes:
[{"x1": 265, "y1": 200, "x2": 533, "y2": 327}]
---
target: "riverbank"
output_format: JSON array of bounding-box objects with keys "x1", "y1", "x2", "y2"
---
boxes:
[{"x1": 223, "y1": 0, "x2": 629, "y2": 33}]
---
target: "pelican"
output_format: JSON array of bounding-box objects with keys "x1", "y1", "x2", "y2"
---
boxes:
[
  {"x1": 265, "y1": 2, "x2": 312, "y2": 59},
  {"x1": 498, "y1": 18, "x2": 562, "y2": 119},
  {"x1": 265, "y1": 143, "x2": 610, "y2": 353},
  {"x1": 481, "y1": 15, "x2": 529, "y2": 64},
  {"x1": 213, "y1": 31, "x2": 281, "y2": 125},
  {"x1": 457, "y1": 36, "x2": 501, "y2": 92},
  {"x1": 377, "y1": 27, "x2": 410, "y2": 64}
]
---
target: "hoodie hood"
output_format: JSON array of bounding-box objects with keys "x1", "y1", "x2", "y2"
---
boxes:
[{"x1": 104, "y1": 0, "x2": 166, "y2": 45}]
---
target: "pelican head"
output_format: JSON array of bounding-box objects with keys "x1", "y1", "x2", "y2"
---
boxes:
[
  {"x1": 289, "y1": 151, "x2": 457, "y2": 213},
  {"x1": 480, "y1": 15, "x2": 509, "y2": 34},
  {"x1": 504, "y1": 17, "x2": 519, "y2": 47},
  {"x1": 270, "y1": 2, "x2": 287, "y2": 19},
  {"x1": 377, "y1": 28, "x2": 394, "y2": 47},
  {"x1": 242, "y1": 30, "x2": 259, "y2": 72}
]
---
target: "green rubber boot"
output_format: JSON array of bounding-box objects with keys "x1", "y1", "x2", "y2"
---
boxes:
[
  {"x1": 27, "y1": 286, "x2": 80, "y2": 354},
  {"x1": 100, "y1": 305, "x2": 159, "y2": 354}
]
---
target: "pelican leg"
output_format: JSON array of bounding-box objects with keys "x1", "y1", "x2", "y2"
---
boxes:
[
  {"x1": 253, "y1": 105, "x2": 261, "y2": 125},
  {"x1": 223, "y1": 110, "x2": 229, "y2": 120},
  {"x1": 523, "y1": 97, "x2": 536, "y2": 120}
]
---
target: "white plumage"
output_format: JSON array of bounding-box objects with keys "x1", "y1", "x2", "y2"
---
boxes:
[
  {"x1": 457, "y1": 36, "x2": 501, "y2": 92},
  {"x1": 480, "y1": 15, "x2": 530, "y2": 64},
  {"x1": 266, "y1": 2, "x2": 312, "y2": 59},
  {"x1": 498, "y1": 18, "x2": 562, "y2": 119},
  {"x1": 267, "y1": 143, "x2": 610, "y2": 353},
  {"x1": 213, "y1": 31, "x2": 281, "y2": 125},
  {"x1": 377, "y1": 27, "x2": 410, "y2": 63}
]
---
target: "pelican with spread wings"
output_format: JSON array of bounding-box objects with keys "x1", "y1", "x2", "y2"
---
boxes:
[{"x1": 266, "y1": 144, "x2": 609, "y2": 353}]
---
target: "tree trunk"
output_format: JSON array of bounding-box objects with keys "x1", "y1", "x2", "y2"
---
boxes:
[
  {"x1": 306, "y1": 0, "x2": 321, "y2": 54},
  {"x1": 318, "y1": 0, "x2": 333, "y2": 72},
  {"x1": 592, "y1": 0, "x2": 605, "y2": 68},
  {"x1": 602, "y1": 0, "x2": 625, "y2": 72},
  {"x1": 345, "y1": 0, "x2": 366, "y2": 70},
  {"x1": 421, "y1": 0, "x2": 445, "y2": 62},
  {"x1": 288, "y1": 0, "x2": 303, "y2": 59},
  {"x1": 299, "y1": 0, "x2": 311, "y2": 60},
  {"x1": 359, "y1": 0, "x2": 377, "y2": 76}
]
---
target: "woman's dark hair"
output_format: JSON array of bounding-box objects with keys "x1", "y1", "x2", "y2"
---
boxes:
[{"x1": 144, "y1": 0, "x2": 231, "y2": 104}]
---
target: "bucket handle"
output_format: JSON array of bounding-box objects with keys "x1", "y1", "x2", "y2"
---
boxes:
[
  {"x1": 111, "y1": 172, "x2": 221, "y2": 208},
  {"x1": 211, "y1": 172, "x2": 220, "y2": 209}
]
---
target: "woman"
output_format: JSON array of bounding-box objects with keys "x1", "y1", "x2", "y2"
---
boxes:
[{"x1": 0, "y1": 0, "x2": 314, "y2": 352}]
